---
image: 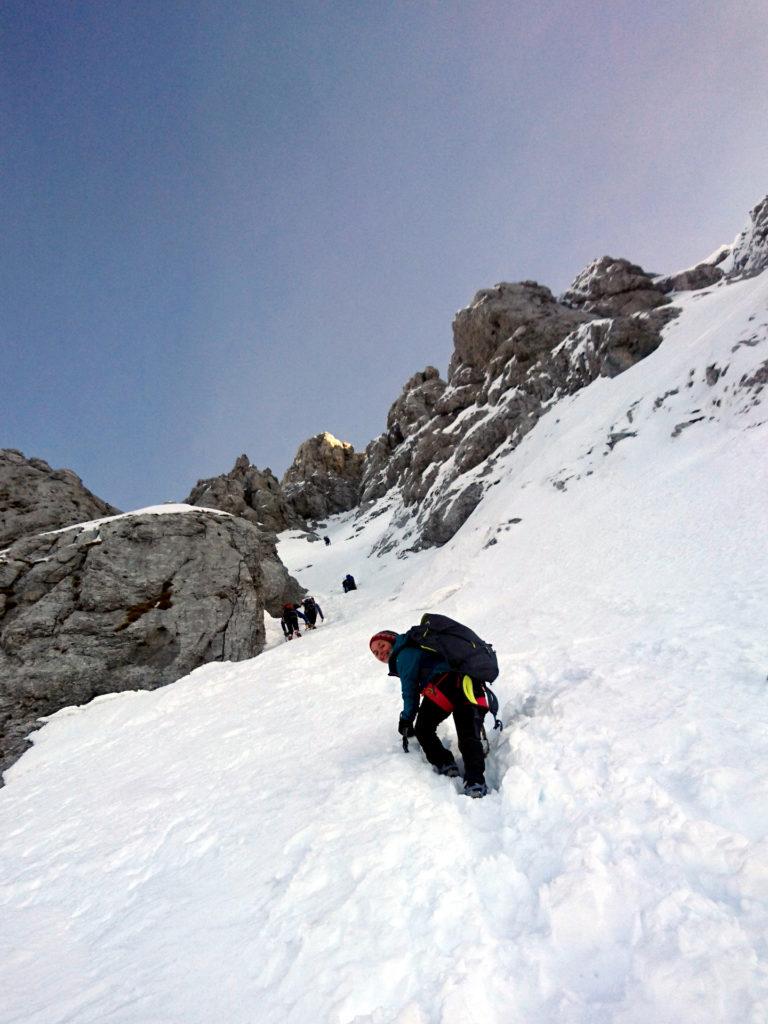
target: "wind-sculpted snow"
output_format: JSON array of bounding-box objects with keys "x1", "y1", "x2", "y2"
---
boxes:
[{"x1": 1, "y1": 270, "x2": 767, "y2": 1022}]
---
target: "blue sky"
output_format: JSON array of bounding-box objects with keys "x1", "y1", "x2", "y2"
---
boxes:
[{"x1": 2, "y1": 0, "x2": 766, "y2": 511}]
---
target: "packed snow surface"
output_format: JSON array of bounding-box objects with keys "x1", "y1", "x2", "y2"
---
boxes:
[{"x1": 1, "y1": 274, "x2": 767, "y2": 1023}]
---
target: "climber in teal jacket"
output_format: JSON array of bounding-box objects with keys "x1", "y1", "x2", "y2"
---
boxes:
[
  {"x1": 388, "y1": 632, "x2": 449, "y2": 721},
  {"x1": 369, "y1": 630, "x2": 488, "y2": 797}
]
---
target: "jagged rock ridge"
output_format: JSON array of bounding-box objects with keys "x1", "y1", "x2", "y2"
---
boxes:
[
  {"x1": 361, "y1": 272, "x2": 678, "y2": 549},
  {"x1": 357, "y1": 194, "x2": 767, "y2": 552},
  {"x1": 185, "y1": 454, "x2": 302, "y2": 534},
  {"x1": 0, "y1": 449, "x2": 119, "y2": 549}
]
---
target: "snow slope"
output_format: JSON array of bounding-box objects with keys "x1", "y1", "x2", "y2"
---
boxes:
[{"x1": 1, "y1": 274, "x2": 767, "y2": 1024}]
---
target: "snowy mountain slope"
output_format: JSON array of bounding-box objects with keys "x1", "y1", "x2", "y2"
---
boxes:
[{"x1": 1, "y1": 272, "x2": 767, "y2": 1024}]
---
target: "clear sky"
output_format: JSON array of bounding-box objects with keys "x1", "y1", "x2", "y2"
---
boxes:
[{"x1": 2, "y1": 0, "x2": 767, "y2": 511}]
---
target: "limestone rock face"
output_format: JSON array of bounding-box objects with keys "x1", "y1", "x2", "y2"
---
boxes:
[
  {"x1": 361, "y1": 276, "x2": 680, "y2": 551},
  {"x1": 184, "y1": 454, "x2": 301, "y2": 533},
  {"x1": 561, "y1": 256, "x2": 671, "y2": 317},
  {"x1": 450, "y1": 282, "x2": 590, "y2": 376},
  {"x1": 728, "y1": 195, "x2": 768, "y2": 279},
  {"x1": 0, "y1": 508, "x2": 289, "y2": 778},
  {"x1": 360, "y1": 282, "x2": 595, "y2": 519},
  {"x1": 0, "y1": 449, "x2": 119, "y2": 549},
  {"x1": 388, "y1": 367, "x2": 446, "y2": 436},
  {"x1": 184, "y1": 455, "x2": 304, "y2": 613},
  {"x1": 362, "y1": 368, "x2": 448, "y2": 503},
  {"x1": 282, "y1": 432, "x2": 364, "y2": 519},
  {"x1": 658, "y1": 262, "x2": 724, "y2": 293}
]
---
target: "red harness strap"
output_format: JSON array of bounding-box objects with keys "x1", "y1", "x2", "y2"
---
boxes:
[
  {"x1": 421, "y1": 684, "x2": 454, "y2": 712},
  {"x1": 421, "y1": 673, "x2": 454, "y2": 712},
  {"x1": 422, "y1": 672, "x2": 489, "y2": 712}
]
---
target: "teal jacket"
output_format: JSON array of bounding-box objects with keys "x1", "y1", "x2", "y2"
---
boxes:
[{"x1": 388, "y1": 632, "x2": 450, "y2": 721}]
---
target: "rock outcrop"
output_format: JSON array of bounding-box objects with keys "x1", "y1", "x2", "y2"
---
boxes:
[
  {"x1": 184, "y1": 454, "x2": 302, "y2": 534},
  {"x1": 184, "y1": 455, "x2": 305, "y2": 612},
  {"x1": 362, "y1": 368, "x2": 447, "y2": 503},
  {"x1": 728, "y1": 195, "x2": 768, "y2": 280},
  {"x1": 361, "y1": 269, "x2": 680, "y2": 551},
  {"x1": 0, "y1": 449, "x2": 119, "y2": 549},
  {"x1": 0, "y1": 508, "x2": 302, "y2": 778},
  {"x1": 657, "y1": 261, "x2": 724, "y2": 294},
  {"x1": 451, "y1": 282, "x2": 591, "y2": 374},
  {"x1": 282, "y1": 432, "x2": 364, "y2": 519},
  {"x1": 561, "y1": 256, "x2": 671, "y2": 317}
]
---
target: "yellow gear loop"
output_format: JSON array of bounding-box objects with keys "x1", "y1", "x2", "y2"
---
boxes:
[{"x1": 462, "y1": 674, "x2": 478, "y2": 704}]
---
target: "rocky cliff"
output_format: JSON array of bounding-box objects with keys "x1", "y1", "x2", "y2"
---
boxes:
[
  {"x1": 360, "y1": 266, "x2": 678, "y2": 550},
  {"x1": 185, "y1": 440, "x2": 365, "y2": 527},
  {"x1": 355, "y1": 196, "x2": 767, "y2": 552},
  {"x1": 726, "y1": 195, "x2": 768, "y2": 279},
  {"x1": 0, "y1": 507, "x2": 295, "y2": 776},
  {"x1": 281, "y1": 432, "x2": 364, "y2": 519},
  {"x1": 185, "y1": 454, "x2": 302, "y2": 533},
  {"x1": 0, "y1": 449, "x2": 119, "y2": 549},
  {"x1": 183, "y1": 455, "x2": 308, "y2": 614}
]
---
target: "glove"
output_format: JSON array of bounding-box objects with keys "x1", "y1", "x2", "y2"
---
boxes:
[{"x1": 398, "y1": 717, "x2": 415, "y2": 737}]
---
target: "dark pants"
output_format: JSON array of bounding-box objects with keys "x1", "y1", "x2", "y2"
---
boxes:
[
  {"x1": 304, "y1": 608, "x2": 317, "y2": 626},
  {"x1": 414, "y1": 675, "x2": 487, "y2": 786}
]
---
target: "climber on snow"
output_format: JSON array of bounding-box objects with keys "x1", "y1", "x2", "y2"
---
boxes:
[
  {"x1": 369, "y1": 620, "x2": 494, "y2": 798},
  {"x1": 300, "y1": 595, "x2": 324, "y2": 629},
  {"x1": 281, "y1": 603, "x2": 305, "y2": 640}
]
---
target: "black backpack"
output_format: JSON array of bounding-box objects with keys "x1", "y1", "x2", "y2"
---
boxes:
[{"x1": 405, "y1": 613, "x2": 503, "y2": 731}]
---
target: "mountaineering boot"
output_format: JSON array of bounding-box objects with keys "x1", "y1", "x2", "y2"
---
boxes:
[
  {"x1": 436, "y1": 763, "x2": 460, "y2": 778},
  {"x1": 464, "y1": 782, "x2": 488, "y2": 799}
]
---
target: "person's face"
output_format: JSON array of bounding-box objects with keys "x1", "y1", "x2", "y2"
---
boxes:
[{"x1": 371, "y1": 638, "x2": 393, "y2": 663}]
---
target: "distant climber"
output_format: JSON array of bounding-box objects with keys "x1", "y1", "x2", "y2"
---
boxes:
[
  {"x1": 301, "y1": 595, "x2": 324, "y2": 629},
  {"x1": 323, "y1": 536, "x2": 331, "y2": 546},
  {"x1": 342, "y1": 574, "x2": 357, "y2": 593},
  {"x1": 281, "y1": 602, "x2": 305, "y2": 640},
  {"x1": 369, "y1": 616, "x2": 497, "y2": 798}
]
